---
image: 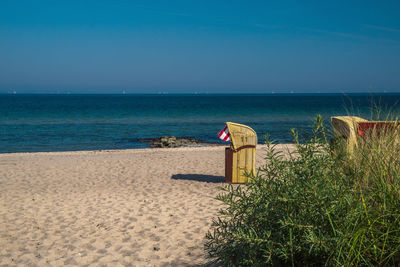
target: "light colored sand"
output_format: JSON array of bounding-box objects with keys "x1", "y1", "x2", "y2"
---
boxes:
[{"x1": 0, "y1": 144, "x2": 294, "y2": 266}]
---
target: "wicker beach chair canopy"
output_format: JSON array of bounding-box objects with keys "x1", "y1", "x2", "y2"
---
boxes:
[{"x1": 225, "y1": 122, "x2": 257, "y2": 151}]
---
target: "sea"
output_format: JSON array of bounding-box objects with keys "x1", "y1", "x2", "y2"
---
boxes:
[{"x1": 1, "y1": 94, "x2": 400, "y2": 153}]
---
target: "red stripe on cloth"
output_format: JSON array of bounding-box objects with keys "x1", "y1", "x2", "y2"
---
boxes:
[
  {"x1": 223, "y1": 132, "x2": 230, "y2": 141},
  {"x1": 218, "y1": 126, "x2": 227, "y2": 138},
  {"x1": 218, "y1": 125, "x2": 230, "y2": 141}
]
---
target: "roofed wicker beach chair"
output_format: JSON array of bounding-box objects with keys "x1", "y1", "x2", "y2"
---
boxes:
[
  {"x1": 331, "y1": 116, "x2": 399, "y2": 153},
  {"x1": 224, "y1": 122, "x2": 257, "y2": 184}
]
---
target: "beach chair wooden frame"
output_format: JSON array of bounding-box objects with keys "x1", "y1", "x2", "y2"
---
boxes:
[{"x1": 225, "y1": 122, "x2": 257, "y2": 183}]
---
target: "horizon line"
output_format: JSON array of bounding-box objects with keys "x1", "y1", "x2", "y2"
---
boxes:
[{"x1": 1, "y1": 92, "x2": 400, "y2": 96}]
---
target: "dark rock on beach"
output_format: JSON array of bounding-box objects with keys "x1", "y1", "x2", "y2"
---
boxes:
[{"x1": 138, "y1": 136, "x2": 216, "y2": 148}]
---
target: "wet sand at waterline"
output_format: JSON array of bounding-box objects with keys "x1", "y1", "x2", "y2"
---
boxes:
[{"x1": 0, "y1": 145, "x2": 294, "y2": 266}]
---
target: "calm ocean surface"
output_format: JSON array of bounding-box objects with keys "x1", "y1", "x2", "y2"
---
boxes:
[{"x1": 1, "y1": 94, "x2": 400, "y2": 153}]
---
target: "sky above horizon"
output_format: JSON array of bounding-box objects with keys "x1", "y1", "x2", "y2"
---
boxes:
[{"x1": 1, "y1": 0, "x2": 400, "y2": 94}]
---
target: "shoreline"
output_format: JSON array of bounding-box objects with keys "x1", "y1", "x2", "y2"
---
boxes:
[
  {"x1": 0, "y1": 143, "x2": 296, "y2": 157},
  {"x1": 0, "y1": 144, "x2": 227, "y2": 156}
]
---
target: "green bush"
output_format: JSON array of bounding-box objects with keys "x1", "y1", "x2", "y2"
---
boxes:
[{"x1": 205, "y1": 115, "x2": 400, "y2": 266}]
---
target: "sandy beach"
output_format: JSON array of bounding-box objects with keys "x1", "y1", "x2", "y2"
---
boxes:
[{"x1": 0, "y1": 145, "x2": 293, "y2": 266}]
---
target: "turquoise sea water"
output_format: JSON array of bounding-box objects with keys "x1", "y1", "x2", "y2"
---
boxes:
[{"x1": 1, "y1": 94, "x2": 400, "y2": 153}]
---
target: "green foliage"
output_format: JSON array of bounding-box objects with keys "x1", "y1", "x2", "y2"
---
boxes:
[
  {"x1": 336, "y1": 122, "x2": 400, "y2": 266},
  {"x1": 205, "y1": 115, "x2": 400, "y2": 266}
]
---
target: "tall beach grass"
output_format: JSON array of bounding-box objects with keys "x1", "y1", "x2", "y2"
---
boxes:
[{"x1": 205, "y1": 115, "x2": 400, "y2": 266}]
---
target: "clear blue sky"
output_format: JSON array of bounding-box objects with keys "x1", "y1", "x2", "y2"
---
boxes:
[{"x1": 1, "y1": 0, "x2": 400, "y2": 93}]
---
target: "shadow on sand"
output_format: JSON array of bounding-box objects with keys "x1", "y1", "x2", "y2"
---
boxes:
[{"x1": 171, "y1": 174, "x2": 225, "y2": 183}]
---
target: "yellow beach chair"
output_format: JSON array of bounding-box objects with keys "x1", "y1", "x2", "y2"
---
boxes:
[
  {"x1": 225, "y1": 122, "x2": 257, "y2": 183},
  {"x1": 331, "y1": 116, "x2": 399, "y2": 153},
  {"x1": 331, "y1": 116, "x2": 368, "y2": 153}
]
